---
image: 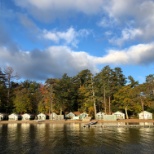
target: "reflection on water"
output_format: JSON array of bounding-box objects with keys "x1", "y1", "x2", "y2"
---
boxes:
[
  {"x1": 139, "y1": 122, "x2": 153, "y2": 125},
  {"x1": 0, "y1": 123, "x2": 154, "y2": 154}
]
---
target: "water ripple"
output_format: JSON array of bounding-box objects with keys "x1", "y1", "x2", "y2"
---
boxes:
[{"x1": 0, "y1": 124, "x2": 154, "y2": 154}]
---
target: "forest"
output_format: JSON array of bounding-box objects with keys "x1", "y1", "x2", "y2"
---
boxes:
[{"x1": 0, "y1": 66, "x2": 154, "y2": 119}]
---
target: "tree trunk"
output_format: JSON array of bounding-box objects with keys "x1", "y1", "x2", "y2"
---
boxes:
[
  {"x1": 91, "y1": 75, "x2": 97, "y2": 119},
  {"x1": 60, "y1": 107, "x2": 62, "y2": 115},
  {"x1": 108, "y1": 96, "x2": 111, "y2": 114},
  {"x1": 103, "y1": 87, "x2": 107, "y2": 114},
  {"x1": 6, "y1": 87, "x2": 10, "y2": 113},
  {"x1": 125, "y1": 106, "x2": 129, "y2": 119},
  {"x1": 93, "y1": 101, "x2": 96, "y2": 119},
  {"x1": 49, "y1": 93, "x2": 53, "y2": 115}
]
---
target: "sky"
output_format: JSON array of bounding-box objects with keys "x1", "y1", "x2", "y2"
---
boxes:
[{"x1": 0, "y1": 0, "x2": 154, "y2": 83}]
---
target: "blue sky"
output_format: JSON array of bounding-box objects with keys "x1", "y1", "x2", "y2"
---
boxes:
[{"x1": 0, "y1": 0, "x2": 154, "y2": 83}]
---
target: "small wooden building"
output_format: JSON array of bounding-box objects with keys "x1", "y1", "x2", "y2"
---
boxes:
[
  {"x1": 72, "y1": 111, "x2": 81, "y2": 120},
  {"x1": 79, "y1": 112, "x2": 88, "y2": 120},
  {"x1": 96, "y1": 112, "x2": 105, "y2": 120},
  {"x1": 22, "y1": 113, "x2": 35, "y2": 120},
  {"x1": 103, "y1": 115, "x2": 117, "y2": 121},
  {"x1": 138, "y1": 111, "x2": 153, "y2": 119},
  {"x1": 65, "y1": 112, "x2": 75, "y2": 119},
  {"x1": 57, "y1": 115, "x2": 64, "y2": 120},
  {"x1": 8, "y1": 113, "x2": 21, "y2": 121},
  {"x1": 112, "y1": 111, "x2": 125, "y2": 119},
  {"x1": 37, "y1": 113, "x2": 46, "y2": 120},
  {"x1": 0, "y1": 113, "x2": 8, "y2": 120},
  {"x1": 50, "y1": 112, "x2": 57, "y2": 120}
]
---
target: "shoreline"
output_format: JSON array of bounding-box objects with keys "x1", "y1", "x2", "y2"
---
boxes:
[{"x1": 0, "y1": 119, "x2": 154, "y2": 124}]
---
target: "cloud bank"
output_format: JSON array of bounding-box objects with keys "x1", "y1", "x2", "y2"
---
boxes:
[
  {"x1": 94, "y1": 43, "x2": 154, "y2": 65},
  {"x1": 0, "y1": 46, "x2": 97, "y2": 80},
  {"x1": 1, "y1": 42, "x2": 154, "y2": 81},
  {"x1": 14, "y1": 0, "x2": 103, "y2": 21}
]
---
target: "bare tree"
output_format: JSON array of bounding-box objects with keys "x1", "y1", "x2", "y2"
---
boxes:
[
  {"x1": 0, "y1": 67, "x2": 6, "y2": 84},
  {"x1": 4, "y1": 66, "x2": 19, "y2": 112}
]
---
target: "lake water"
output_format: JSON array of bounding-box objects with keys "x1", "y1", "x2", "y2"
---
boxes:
[{"x1": 0, "y1": 123, "x2": 154, "y2": 154}]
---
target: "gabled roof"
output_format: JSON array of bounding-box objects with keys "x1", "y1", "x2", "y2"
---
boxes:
[
  {"x1": 113, "y1": 111, "x2": 124, "y2": 115},
  {"x1": 66, "y1": 112, "x2": 75, "y2": 116},
  {"x1": 50, "y1": 112, "x2": 57, "y2": 116},
  {"x1": 9, "y1": 113, "x2": 19, "y2": 117},
  {"x1": 37, "y1": 113, "x2": 46, "y2": 116},
  {"x1": 22, "y1": 113, "x2": 31, "y2": 116},
  {"x1": 139, "y1": 111, "x2": 152, "y2": 114},
  {"x1": 73, "y1": 111, "x2": 81, "y2": 116}
]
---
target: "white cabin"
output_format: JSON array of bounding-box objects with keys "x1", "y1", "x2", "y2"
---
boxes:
[
  {"x1": 50, "y1": 112, "x2": 57, "y2": 120},
  {"x1": 0, "y1": 113, "x2": 8, "y2": 120},
  {"x1": 138, "y1": 111, "x2": 153, "y2": 119},
  {"x1": 96, "y1": 112, "x2": 105, "y2": 120},
  {"x1": 65, "y1": 112, "x2": 75, "y2": 119},
  {"x1": 8, "y1": 113, "x2": 21, "y2": 121},
  {"x1": 112, "y1": 111, "x2": 125, "y2": 119},
  {"x1": 22, "y1": 113, "x2": 34, "y2": 120},
  {"x1": 79, "y1": 112, "x2": 89, "y2": 120},
  {"x1": 37, "y1": 113, "x2": 46, "y2": 120}
]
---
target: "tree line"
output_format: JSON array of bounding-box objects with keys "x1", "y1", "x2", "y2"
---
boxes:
[{"x1": 0, "y1": 66, "x2": 154, "y2": 119}]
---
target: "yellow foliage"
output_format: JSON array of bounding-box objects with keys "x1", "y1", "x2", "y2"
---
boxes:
[{"x1": 88, "y1": 106, "x2": 94, "y2": 116}]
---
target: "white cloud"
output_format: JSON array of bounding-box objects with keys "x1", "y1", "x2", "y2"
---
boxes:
[
  {"x1": 14, "y1": 0, "x2": 104, "y2": 21},
  {"x1": 110, "y1": 28, "x2": 143, "y2": 46},
  {"x1": 1, "y1": 43, "x2": 154, "y2": 81},
  {"x1": 43, "y1": 31, "x2": 59, "y2": 43},
  {"x1": 0, "y1": 46, "x2": 98, "y2": 80},
  {"x1": 103, "y1": 0, "x2": 135, "y2": 19},
  {"x1": 42, "y1": 27, "x2": 90, "y2": 47},
  {"x1": 102, "y1": 0, "x2": 154, "y2": 42},
  {"x1": 43, "y1": 27, "x2": 77, "y2": 45},
  {"x1": 94, "y1": 43, "x2": 154, "y2": 65}
]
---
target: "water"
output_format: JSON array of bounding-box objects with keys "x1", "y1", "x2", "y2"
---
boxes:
[{"x1": 0, "y1": 123, "x2": 154, "y2": 154}]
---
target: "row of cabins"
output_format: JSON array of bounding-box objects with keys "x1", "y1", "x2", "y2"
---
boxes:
[
  {"x1": 0, "y1": 111, "x2": 153, "y2": 121},
  {"x1": 96, "y1": 111, "x2": 153, "y2": 120},
  {"x1": 65, "y1": 111, "x2": 153, "y2": 120},
  {"x1": 0, "y1": 112, "x2": 88, "y2": 121},
  {"x1": 0, "y1": 113, "x2": 64, "y2": 121}
]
